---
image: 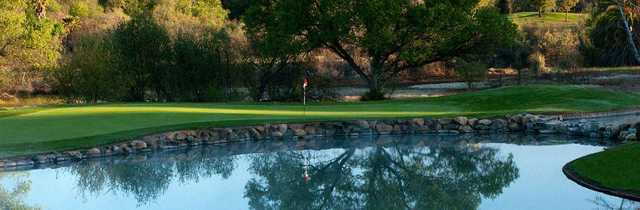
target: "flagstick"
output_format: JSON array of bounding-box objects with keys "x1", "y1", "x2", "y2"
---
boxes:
[{"x1": 303, "y1": 78, "x2": 308, "y2": 119}]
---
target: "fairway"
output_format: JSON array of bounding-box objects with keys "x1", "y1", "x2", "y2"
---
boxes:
[
  {"x1": 509, "y1": 12, "x2": 587, "y2": 27},
  {"x1": 1, "y1": 85, "x2": 640, "y2": 157}
]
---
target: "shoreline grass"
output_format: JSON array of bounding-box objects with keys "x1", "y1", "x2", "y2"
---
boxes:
[
  {"x1": 566, "y1": 143, "x2": 640, "y2": 197},
  {"x1": 1, "y1": 85, "x2": 640, "y2": 157}
]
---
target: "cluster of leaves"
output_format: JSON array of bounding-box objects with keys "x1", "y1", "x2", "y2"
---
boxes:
[
  {"x1": 244, "y1": 0, "x2": 518, "y2": 100},
  {"x1": 581, "y1": 2, "x2": 640, "y2": 67},
  {"x1": 0, "y1": 0, "x2": 64, "y2": 93},
  {"x1": 3, "y1": 0, "x2": 521, "y2": 102}
]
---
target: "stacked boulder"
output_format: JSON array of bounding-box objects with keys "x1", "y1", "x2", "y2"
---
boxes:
[{"x1": 2, "y1": 113, "x2": 638, "y2": 171}]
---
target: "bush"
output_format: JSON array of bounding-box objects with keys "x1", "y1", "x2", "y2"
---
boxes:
[
  {"x1": 455, "y1": 60, "x2": 488, "y2": 89},
  {"x1": 361, "y1": 90, "x2": 386, "y2": 101},
  {"x1": 528, "y1": 51, "x2": 547, "y2": 75},
  {"x1": 581, "y1": 6, "x2": 640, "y2": 67},
  {"x1": 51, "y1": 32, "x2": 126, "y2": 102},
  {"x1": 539, "y1": 30, "x2": 582, "y2": 70},
  {"x1": 69, "y1": 1, "x2": 91, "y2": 18}
]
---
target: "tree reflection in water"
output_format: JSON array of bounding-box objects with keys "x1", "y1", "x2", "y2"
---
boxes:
[
  {"x1": 590, "y1": 196, "x2": 640, "y2": 210},
  {"x1": 0, "y1": 172, "x2": 41, "y2": 210},
  {"x1": 68, "y1": 149, "x2": 236, "y2": 205},
  {"x1": 244, "y1": 142, "x2": 519, "y2": 210}
]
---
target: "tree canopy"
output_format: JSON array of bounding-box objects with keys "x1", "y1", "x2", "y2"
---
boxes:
[{"x1": 244, "y1": 0, "x2": 518, "y2": 99}]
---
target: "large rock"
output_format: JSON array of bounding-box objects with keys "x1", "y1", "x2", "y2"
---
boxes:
[
  {"x1": 65, "y1": 151, "x2": 83, "y2": 160},
  {"x1": 468, "y1": 118, "x2": 478, "y2": 126},
  {"x1": 275, "y1": 124, "x2": 288, "y2": 133},
  {"x1": 375, "y1": 123, "x2": 393, "y2": 135},
  {"x1": 293, "y1": 128, "x2": 306, "y2": 137},
  {"x1": 410, "y1": 118, "x2": 425, "y2": 127},
  {"x1": 508, "y1": 122, "x2": 521, "y2": 131},
  {"x1": 249, "y1": 128, "x2": 263, "y2": 139},
  {"x1": 478, "y1": 119, "x2": 493, "y2": 126},
  {"x1": 453, "y1": 117, "x2": 468, "y2": 126},
  {"x1": 272, "y1": 131, "x2": 284, "y2": 139},
  {"x1": 354, "y1": 120, "x2": 370, "y2": 129},
  {"x1": 86, "y1": 148, "x2": 102, "y2": 157},
  {"x1": 459, "y1": 125, "x2": 474, "y2": 133},
  {"x1": 32, "y1": 155, "x2": 49, "y2": 164},
  {"x1": 175, "y1": 132, "x2": 188, "y2": 141},
  {"x1": 491, "y1": 119, "x2": 507, "y2": 131},
  {"x1": 131, "y1": 140, "x2": 148, "y2": 150}
]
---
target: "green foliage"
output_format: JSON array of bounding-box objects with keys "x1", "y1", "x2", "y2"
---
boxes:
[
  {"x1": 52, "y1": 32, "x2": 125, "y2": 102},
  {"x1": 498, "y1": 0, "x2": 513, "y2": 14},
  {"x1": 112, "y1": 14, "x2": 173, "y2": 101},
  {"x1": 455, "y1": 59, "x2": 488, "y2": 89},
  {"x1": 244, "y1": 0, "x2": 518, "y2": 100},
  {"x1": 0, "y1": 0, "x2": 64, "y2": 93},
  {"x1": 539, "y1": 29, "x2": 582, "y2": 69},
  {"x1": 222, "y1": 0, "x2": 250, "y2": 19},
  {"x1": 581, "y1": 6, "x2": 637, "y2": 67},
  {"x1": 531, "y1": 0, "x2": 556, "y2": 16},
  {"x1": 69, "y1": 1, "x2": 91, "y2": 17},
  {"x1": 171, "y1": 30, "x2": 244, "y2": 102},
  {"x1": 558, "y1": 0, "x2": 580, "y2": 14}
]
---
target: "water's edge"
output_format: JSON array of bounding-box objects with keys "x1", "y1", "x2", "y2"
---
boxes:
[{"x1": 1, "y1": 113, "x2": 634, "y2": 171}]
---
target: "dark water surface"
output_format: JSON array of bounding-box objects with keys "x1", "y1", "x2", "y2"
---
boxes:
[{"x1": 0, "y1": 134, "x2": 637, "y2": 210}]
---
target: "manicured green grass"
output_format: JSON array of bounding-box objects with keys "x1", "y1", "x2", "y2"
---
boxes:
[
  {"x1": 567, "y1": 143, "x2": 640, "y2": 195},
  {"x1": 509, "y1": 12, "x2": 587, "y2": 27},
  {"x1": 1, "y1": 85, "x2": 639, "y2": 158}
]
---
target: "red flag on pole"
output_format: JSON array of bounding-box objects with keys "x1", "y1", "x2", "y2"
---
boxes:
[{"x1": 303, "y1": 78, "x2": 309, "y2": 89}]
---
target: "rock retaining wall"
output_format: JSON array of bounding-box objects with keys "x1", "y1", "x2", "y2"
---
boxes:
[{"x1": 1, "y1": 113, "x2": 637, "y2": 171}]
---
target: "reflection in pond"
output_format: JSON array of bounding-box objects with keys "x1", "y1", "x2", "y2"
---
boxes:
[
  {"x1": 245, "y1": 144, "x2": 518, "y2": 210},
  {"x1": 591, "y1": 196, "x2": 640, "y2": 210},
  {"x1": 69, "y1": 151, "x2": 236, "y2": 204},
  {"x1": 0, "y1": 172, "x2": 40, "y2": 210},
  {"x1": 0, "y1": 134, "x2": 631, "y2": 209}
]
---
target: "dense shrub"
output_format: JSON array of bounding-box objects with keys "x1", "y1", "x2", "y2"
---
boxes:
[
  {"x1": 528, "y1": 51, "x2": 547, "y2": 75},
  {"x1": 111, "y1": 14, "x2": 173, "y2": 101},
  {"x1": 521, "y1": 24, "x2": 583, "y2": 70},
  {"x1": 51, "y1": 33, "x2": 125, "y2": 102},
  {"x1": 539, "y1": 30, "x2": 582, "y2": 69},
  {"x1": 581, "y1": 6, "x2": 640, "y2": 67},
  {"x1": 455, "y1": 60, "x2": 488, "y2": 89}
]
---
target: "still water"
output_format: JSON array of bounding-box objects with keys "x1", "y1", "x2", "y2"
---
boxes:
[{"x1": 0, "y1": 134, "x2": 637, "y2": 210}]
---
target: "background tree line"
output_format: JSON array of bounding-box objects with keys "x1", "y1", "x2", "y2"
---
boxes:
[{"x1": 2, "y1": 0, "x2": 637, "y2": 103}]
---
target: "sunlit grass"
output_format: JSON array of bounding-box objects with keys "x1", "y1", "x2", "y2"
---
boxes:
[
  {"x1": 1, "y1": 85, "x2": 639, "y2": 157},
  {"x1": 568, "y1": 143, "x2": 640, "y2": 194},
  {"x1": 509, "y1": 12, "x2": 587, "y2": 27}
]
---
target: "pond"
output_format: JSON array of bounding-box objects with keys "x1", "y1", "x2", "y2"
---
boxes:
[{"x1": 0, "y1": 134, "x2": 638, "y2": 210}]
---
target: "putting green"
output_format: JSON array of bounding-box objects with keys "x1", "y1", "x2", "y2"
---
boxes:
[{"x1": 1, "y1": 85, "x2": 640, "y2": 157}]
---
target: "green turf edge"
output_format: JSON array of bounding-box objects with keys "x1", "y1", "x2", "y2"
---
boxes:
[
  {"x1": 3, "y1": 85, "x2": 640, "y2": 158},
  {"x1": 564, "y1": 143, "x2": 640, "y2": 201},
  {"x1": 0, "y1": 111, "x2": 526, "y2": 158}
]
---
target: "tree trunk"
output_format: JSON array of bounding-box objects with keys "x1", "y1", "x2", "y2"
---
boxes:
[
  {"x1": 617, "y1": 5, "x2": 640, "y2": 64},
  {"x1": 538, "y1": 9, "x2": 543, "y2": 17},
  {"x1": 362, "y1": 66, "x2": 385, "y2": 100}
]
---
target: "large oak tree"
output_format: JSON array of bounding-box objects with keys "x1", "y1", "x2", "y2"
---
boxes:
[{"x1": 243, "y1": 0, "x2": 517, "y2": 99}]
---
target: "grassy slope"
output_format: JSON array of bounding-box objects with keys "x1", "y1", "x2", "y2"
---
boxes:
[
  {"x1": 509, "y1": 12, "x2": 587, "y2": 27},
  {"x1": 1, "y1": 85, "x2": 639, "y2": 157},
  {"x1": 567, "y1": 143, "x2": 640, "y2": 194}
]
